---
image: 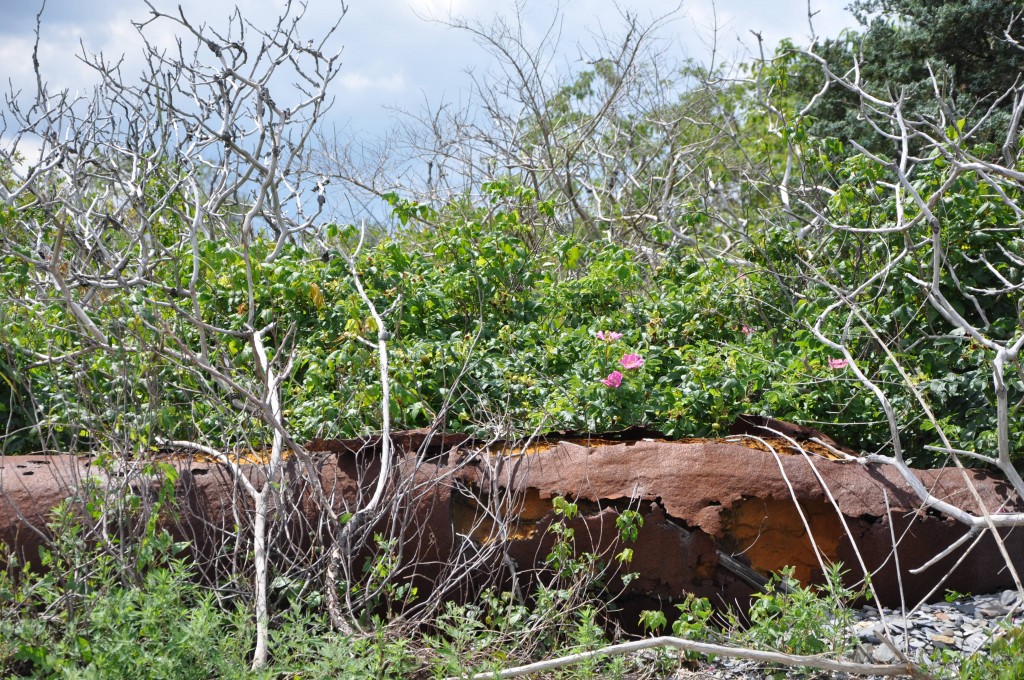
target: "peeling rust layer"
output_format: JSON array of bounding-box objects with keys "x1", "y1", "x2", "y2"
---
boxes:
[
  {"x1": 1, "y1": 421, "x2": 1022, "y2": 613},
  {"x1": 447, "y1": 433, "x2": 1024, "y2": 607}
]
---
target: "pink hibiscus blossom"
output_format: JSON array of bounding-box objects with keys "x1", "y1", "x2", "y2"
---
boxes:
[
  {"x1": 828, "y1": 357, "x2": 849, "y2": 369},
  {"x1": 596, "y1": 330, "x2": 623, "y2": 342},
  {"x1": 601, "y1": 370, "x2": 624, "y2": 388},
  {"x1": 741, "y1": 325, "x2": 754, "y2": 335},
  {"x1": 620, "y1": 353, "x2": 645, "y2": 370}
]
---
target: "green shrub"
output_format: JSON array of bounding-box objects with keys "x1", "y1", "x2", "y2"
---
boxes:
[
  {"x1": 742, "y1": 563, "x2": 862, "y2": 658},
  {"x1": 931, "y1": 623, "x2": 1024, "y2": 680}
]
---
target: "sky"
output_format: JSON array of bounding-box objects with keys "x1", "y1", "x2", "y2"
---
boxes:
[{"x1": 1, "y1": 0, "x2": 860, "y2": 142}]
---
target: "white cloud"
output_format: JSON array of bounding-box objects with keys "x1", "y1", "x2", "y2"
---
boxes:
[
  {"x1": 3, "y1": 1, "x2": 858, "y2": 142},
  {"x1": 338, "y1": 71, "x2": 407, "y2": 92},
  {"x1": 1, "y1": 135, "x2": 45, "y2": 177}
]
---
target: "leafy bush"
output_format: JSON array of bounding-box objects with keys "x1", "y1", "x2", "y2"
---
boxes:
[
  {"x1": 0, "y1": 504, "x2": 251, "y2": 678},
  {"x1": 4, "y1": 185, "x2": 891, "y2": 456},
  {"x1": 0, "y1": 496, "x2": 430, "y2": 679},
  {"x1": 934, "y1": 623, "x2": 1024, "y2": 680},
  {"x1": 742, "y1": 563, "x2": 862, "y2": 658}
]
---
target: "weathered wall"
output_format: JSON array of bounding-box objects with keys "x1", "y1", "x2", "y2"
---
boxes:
[{"x1": 1, "y1": 428, "x2": 1021, "y2": 612}]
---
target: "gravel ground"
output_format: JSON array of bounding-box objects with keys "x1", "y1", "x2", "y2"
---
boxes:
[{"x1": 654, "y1": 589, "x2": 1024, "y2": 679}]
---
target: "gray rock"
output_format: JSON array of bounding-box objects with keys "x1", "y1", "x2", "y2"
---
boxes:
[
  {"x1": 963, "y1": 631, "x2": 989, "y2": 653},
  {"x1": 872, "y1": 644, "x2": 897, "y2": 664},
  {"x1": 977, "y1": 603, "x2": 1011, "y2": 617},
  {"x1": 955, "y1": 602, "x2": 978, "y2": 616}
]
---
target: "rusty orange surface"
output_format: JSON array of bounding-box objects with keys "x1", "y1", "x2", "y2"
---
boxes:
[{"x1": 156, "y1": 431, "x2": 841, "y2": 465}]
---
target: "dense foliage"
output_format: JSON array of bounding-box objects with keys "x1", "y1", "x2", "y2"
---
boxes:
[
  {"x1": 788, "y1": 0, "x2": 1024, "y2": 152},
  {"x1": 3, "y1": 171, "x2": 1018, "y2": 463},
  {"x1": 0, "y1": 177, "x2": 926, "y2": 456},
  {"x1": 0, "y1": 2, "x2": 1015, "y2": 466}
]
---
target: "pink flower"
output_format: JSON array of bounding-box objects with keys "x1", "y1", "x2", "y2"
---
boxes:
[
  {"x1": 828, "y1": 357, "x2": 849, "y2": 369},
  {"x1": 596, "y1": 330, "x2": 623, "y2": 342},
  {"x1": 741, "y1": 325, "x2": 754, "y2": 335},
  {"x1": 601, "y1": 371, "x2": 623, "y2": 388},
  {"x1": 620, "y1": 353, "x2": 645, "y2": 370}
]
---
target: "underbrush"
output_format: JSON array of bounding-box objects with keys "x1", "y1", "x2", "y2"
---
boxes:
[
  {"x1": 4, "y1": 495, "x2": 1022, "y2": 679},
  {"x1": 0, "y1": 504, "x2": 251, "y2": 679},
  {"x1": 6, "y1": 212, "x2": 1001, "y2": 469},
  {"x1": 0, "y1": 518, "x2": 425, "y2": 678},
  {"x1": 0, "y1": 495, "x2": 656, "y2": 679}
]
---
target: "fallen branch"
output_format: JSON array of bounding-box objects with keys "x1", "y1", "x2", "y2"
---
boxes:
[{"x1": 443, "y1": 635, "x2": 926, "y2": 679}]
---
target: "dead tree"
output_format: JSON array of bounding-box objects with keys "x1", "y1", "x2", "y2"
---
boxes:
[
  {"x1": 0, "y1": 1, "x2": 376, "y2": 668},
  {"x1": 764, "y1": 13, "x2": 1024, "y2": 593},
  {"x1": 314, "y1": 5, "x2": 764, "y2": 265}
]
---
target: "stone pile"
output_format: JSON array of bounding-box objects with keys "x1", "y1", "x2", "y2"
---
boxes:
[
  {"x1": 674, "y1": 589, "x2": 1023, "y2": 678},
  {"x1": 851, "y1": 588, "x2": 1021, "y2": 665}
]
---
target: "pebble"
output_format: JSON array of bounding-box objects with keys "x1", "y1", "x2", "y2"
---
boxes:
[{"x1": 669, "y1": 589, "x2": 1023, "y2": 679}]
